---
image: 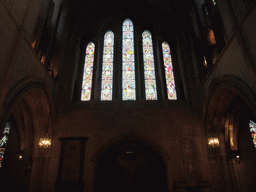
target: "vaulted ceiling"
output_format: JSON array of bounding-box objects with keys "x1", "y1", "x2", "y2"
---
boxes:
[{"x1": 65, "y1": 0, "x2": 196, "y2": 40}]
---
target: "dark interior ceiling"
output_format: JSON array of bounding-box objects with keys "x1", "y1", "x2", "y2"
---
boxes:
[{"x1": 66, "y1": 0, "x2": 195, "y2": 40}]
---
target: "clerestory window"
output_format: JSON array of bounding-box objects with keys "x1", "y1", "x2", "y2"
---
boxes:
[
  {"x1": 81, "y1": 42, "x2": 95, "y2": 101},
  {"x1": 122, "y1": 19, "x2": 136, "y2": 100},
  {"x1": 0, "y1": 122, "x2": 10, "y2": 168},
  {"x1": 249, "y1": 120, "x2": 256, "y2": 148},
  {"x1": 80, "y1": 19, "x2": 177, "y2": 102},
  {"x1": 142, "y1": 31, "x2": 157, "y2": 100},
  {"x1": 101, "y1": 31, "x2": 114, "y2": 101}
]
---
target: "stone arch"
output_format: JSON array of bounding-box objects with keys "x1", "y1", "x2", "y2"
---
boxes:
[
  {"x1": 0, "y1": 76, "x2": 54, "y2": 191},
  {"x1": 93, "y1": 133, "x2": 170, "y2": 192},
  {"x1": 203, "y1": 74, "x2": 256, "y2": 128},
  {"x1": 202, "y1": 75, "x2": 256, "y2": 191},
  {"x1": 203, "y1": 75, "x2": 256, "y2": 138},
  {"x1": 204, "y1": 75, "x2": 255, "y2": 143},
  {"x1": 1, "y1": 76, "x2": 54, "y2": 127},
  {"x1": 203, "y1": 76, "x2": 256, "y2": 192},
  {"x1": 0, "y1": 76, "x2": 54, "y2": 156},
  {"x1": 92, "y1": 133, "x2": 170, "y2": 163}
]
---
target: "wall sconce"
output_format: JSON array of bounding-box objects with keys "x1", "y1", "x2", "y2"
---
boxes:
[
  {"x1": 39, "y1": 131, "x2": 51, "y2": 150},
  {"x1": 207, "y1": 132, "x2": 220, "y2": 150},
  {"x1": 230, "y1": 150, "x2": 241, "y2": 163}
]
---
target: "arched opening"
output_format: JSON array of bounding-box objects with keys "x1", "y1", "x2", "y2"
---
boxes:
[
  {"x1": 205, "y1": 77, "x2": 256, "y2": 192},
  {"x1": 0, "y1": 80, "x2": 54, "y2": 191},
  {"x1": 0, "y1": 114, "x2": 29, "y2": 191},
  {"x1": 95, "y1": 138, "x2": 169, "y2": 192}
]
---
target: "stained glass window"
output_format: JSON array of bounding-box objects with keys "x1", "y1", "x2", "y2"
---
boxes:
[
  {"x1": 162, "y1": 42, "x2": 177, "y2": 100},
  {"x1": 81, "y1": 42, "x2": 95, "y2": 101},
  {"x1": 142, "y1": 31, "x2": 157, "y2": 100},
  {"x1": 122, "y1": 19, "x2": 136, "y2": 100},
  {"x1": 0, "y1": 122, "x2": 10, "y2": 168},
  {"x1": 101, "y1": 31, "x2": 114, "y2": 101},
  {"x1": 249, "y1": 120, "x2": 256, "y2": 148}
]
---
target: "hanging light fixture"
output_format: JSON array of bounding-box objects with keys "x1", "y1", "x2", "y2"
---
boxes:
[
  {"x1": 39, "y1": 131, "x2": 51, "y2": 150},
  {"x1": 207, "y1": 116, "x2": 220, "y2": 150},
  {"x1": 207, "y1": 133, "x2": 220, "y2": 149},
  {"x1": 207, "y1": 121, "x2": 220, "y2": 150}
]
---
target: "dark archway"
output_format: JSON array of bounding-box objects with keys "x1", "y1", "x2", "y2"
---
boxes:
[
  {"x1": 95, "y1": 140, "x2": 169, "y2": 192},
  {"x1": 0, "y1": 114, "x2": 29, "y2": 191},
  {"x1": 204, "y1": 75, "x2": 256, "y2": 192},
  {"x1": 0, "y1": 77, "x2": 54, "y2": 191}
]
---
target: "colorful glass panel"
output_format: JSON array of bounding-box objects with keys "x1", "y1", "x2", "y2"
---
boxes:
[
  {"x1": 142, "y1": 31, "x2": 157, "y2": 100},
  {"x1": 123, "y1": 19, "x2": 135, "y2": 100},
  {"x1": 81, "y1": 42, "x2": 95, "y2": 101},
  {"x1": 0, "y1": 122, "x2": 10, "y2": 168},
  {"x1": 249, "y1": 120, "x2": 256, "y2": 148},
  {"x1": 101, "y1": 31, "x2": 114, "y2": 101},
  {"x1": 162, "y1": 42, "x2": 177, "y2": 100}
]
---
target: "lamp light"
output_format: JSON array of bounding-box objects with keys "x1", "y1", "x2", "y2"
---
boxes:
[
  {"x1": 230, "y1": 150, "x2": 241, "y2": 163},
  {"x1": 19, "y1": 150, "x2": 24, "y2": 160},
  {"x1": 39, "y1": 131, "x2": 51, "y2": 150},
  {"x1": 207, "y1": 131, "x2": 220, "y2": 150}
]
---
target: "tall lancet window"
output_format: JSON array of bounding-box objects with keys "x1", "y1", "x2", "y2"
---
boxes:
[
  {"x1": 122, "y1": 19, "x2": 136, "y2": 100},
  {"x1": 249, "y1": 120, "x2": 256, "y2": 148},
  {"x1": 142, "y1": 31, "x2": 157, "y2": 100},
  {"x1": 101, "y1": 31, "x2": 114, "y2": 101},
  {"x1": 81, "y1": 42, "x2": 95, "y2": 101},
  {"x1": 0, "y1": 122, "x2": 10, "y2": 168},
  {"x1": 162, "y1": 42, "x2": 177, "y2": 100}
]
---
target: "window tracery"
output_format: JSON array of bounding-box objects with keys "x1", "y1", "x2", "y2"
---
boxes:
[{"x1": 80, "y1": 19, "x2": 178, "y2": 102}]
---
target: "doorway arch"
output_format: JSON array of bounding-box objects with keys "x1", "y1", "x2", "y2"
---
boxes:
[{"x1": 94, "y1": 134, "x2": 169, "y2": 192}]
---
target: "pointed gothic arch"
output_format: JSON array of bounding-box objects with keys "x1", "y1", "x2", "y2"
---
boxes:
[{"x1": 93, "y1": 133, "x2": 170, "y2": 192}]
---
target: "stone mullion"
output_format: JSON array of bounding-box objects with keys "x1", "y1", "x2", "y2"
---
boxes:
[
  {"x1": 137, "y1": 35, "x2": 145, "y2": 101},
  {"x1": 93, "y1": 40, "x2": 103, "y2": 101},
  {"x1": 152, "y1": 37, "x2": 163, "y2": 101},
  {"x1": 155, "y1": 37, "x2": 168, "y2": 101}
]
